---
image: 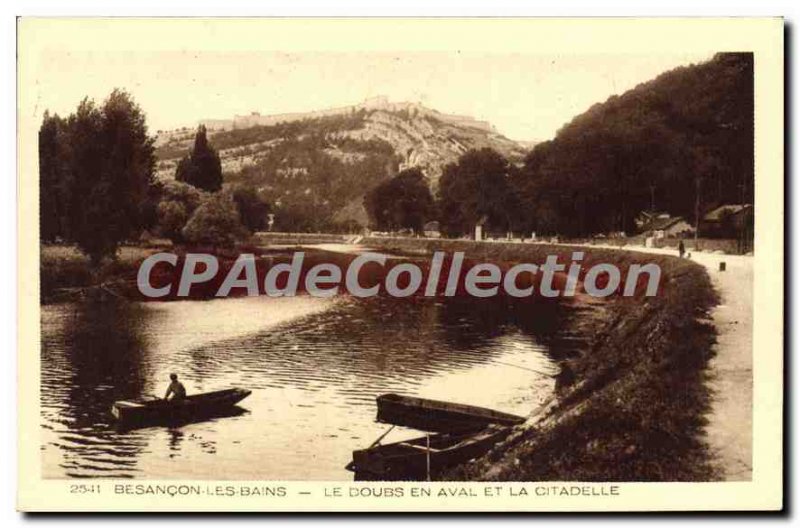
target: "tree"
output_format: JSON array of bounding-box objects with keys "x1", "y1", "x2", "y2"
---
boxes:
[
  {"x1": 43, "y1": 90, "x2": 156, "y2": 265},
  {"x1": 157, "y1": 200, "x2": 190, "y2": 242},
  {"x1": 39, "y1": 91, "x2": 156, "y2": 263},
  {"x1": 182, "y1": 192, "x2": 248, "y2": 247},
  {"x1": 232, "y1": 186, "x2": 271, "y2": 232},
  {"x1": 364, "y1": 167, "x2": 435, "y2": 234},
  {"x1": 437, "y1": 148, "x2": 515, "y2": 237},
  {"x1": 155, "y1": 180, "x2": 205, "y2": 242},
  {"x1": 175, "y1": 125, "x2": 223, "y2": 192},
  {"x1": 511, "y1": 53, "x2": 754, "y2": 238},
  {"x1": 39, "y1": 111, "x2": 69, "y2": 241}
]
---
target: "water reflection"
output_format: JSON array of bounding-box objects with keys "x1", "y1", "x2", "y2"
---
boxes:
[{"x1": 42, "y1": 276, "x2": 566, "y2": 479}]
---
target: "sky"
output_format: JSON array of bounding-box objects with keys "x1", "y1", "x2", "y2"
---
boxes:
[{"x1": 29, "y1": 50, "x2": 713, "y2": 142}]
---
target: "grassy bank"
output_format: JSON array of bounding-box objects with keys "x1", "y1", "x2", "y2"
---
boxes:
[
  {"x1": 40, "y1": 245, "x2": 162, "y2": 302},
  {"x1": 40, "y1": 243, "x2": 283, "y2": 303},
  {"x1": 364, "y1": 237, "x2": 719, "y2": 481},
  {"x1": 40, "y1": 241, "x2": 368, "y2": 303}
]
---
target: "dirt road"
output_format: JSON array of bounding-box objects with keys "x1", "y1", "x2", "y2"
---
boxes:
[{"x1": 686, "y1": 250, "x2": 753, "y2": 480}]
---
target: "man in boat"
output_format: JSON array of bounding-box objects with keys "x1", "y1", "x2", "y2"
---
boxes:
[{"x1": 164, "y1": 373, "x2": 187, "y2": 402}]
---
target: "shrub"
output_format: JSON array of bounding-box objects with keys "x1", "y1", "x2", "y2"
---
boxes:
[
  {"x1": 182, "y1": 192, "x2": 248, "y2": 247},
  {"x1": 155, "y1": 180, "x2": 205, "y2": 242}
]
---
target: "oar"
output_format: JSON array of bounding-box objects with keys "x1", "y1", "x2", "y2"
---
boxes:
[{"x1": 368, "y1": 424, "x2": 396, "y2": 448}]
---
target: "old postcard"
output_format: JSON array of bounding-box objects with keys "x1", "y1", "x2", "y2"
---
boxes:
[{"x1": 17, "y1": 17, "x2": 783, "y2": 512}]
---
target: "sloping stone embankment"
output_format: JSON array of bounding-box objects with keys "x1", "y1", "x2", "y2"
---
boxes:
[{"x1": 363, "y1": 237, "x2": 719, "y2": 481}]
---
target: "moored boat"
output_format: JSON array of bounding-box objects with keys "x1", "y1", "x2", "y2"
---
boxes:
[
  {"x1": 111, "y1": 388, "x2": 252, "y2": 425},
  {"x1": 376, "y1": 393, "x2": 525, "y2": 433},
  {"x1": 346, "y1": 425, "x2": 512, "y2": 480}
]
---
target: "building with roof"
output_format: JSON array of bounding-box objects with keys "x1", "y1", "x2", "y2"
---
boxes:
[
  {"x1": 640, "y1": 215, "x2": 695, "y2": 239},
  {"x1": 700, "y1": 204, "x2": 754, "y2": 238},
  {"x1": 634, "y1": 210, "x2": 671, "y2": 231}
]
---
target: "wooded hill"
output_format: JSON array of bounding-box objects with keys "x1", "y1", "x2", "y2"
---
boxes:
[{"x1": 513, "y1": 52, "x2": 753, "y2": 237}]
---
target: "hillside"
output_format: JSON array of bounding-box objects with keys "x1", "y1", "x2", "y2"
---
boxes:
[
  {"x1": 154, "y1": 98, "x2": 526, "y2": 231},
  {"x1": 513, "y1": 52, "x2": 754, "y2": 238}
]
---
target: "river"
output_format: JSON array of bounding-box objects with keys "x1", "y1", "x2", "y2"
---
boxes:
[{"x1": 40, "y1": 250, "x2": 565, "y2": 480}]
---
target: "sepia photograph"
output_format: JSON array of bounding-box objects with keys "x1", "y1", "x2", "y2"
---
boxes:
[{"x1": 16, "y1": 17, "x2": 783, "y2": 512}]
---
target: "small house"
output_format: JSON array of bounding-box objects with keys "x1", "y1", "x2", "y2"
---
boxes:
[
  {"x1": 640, "y1": 216, "x2": 695, "y2": 239},
  {"x1": 635, "y1": 210, "x2": 671, "y2": 231},
  {"x1": 700, "y1": 204, "x2": 753, "y2": 238}
]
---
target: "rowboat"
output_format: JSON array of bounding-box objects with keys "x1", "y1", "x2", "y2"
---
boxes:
[
  {"x1": 111, "y1": 388, "x2": 252, "y2": 425},
  {"x1": 376, "y1": 393, "x2": 525, "y2": 433},
  {"x1": 346, "y1": 425, "x2": 512, "y2": 480}
]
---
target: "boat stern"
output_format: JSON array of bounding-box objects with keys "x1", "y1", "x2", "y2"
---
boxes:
[{"x1": 110, "y1": 400, "x2": 143, "y2": 421}]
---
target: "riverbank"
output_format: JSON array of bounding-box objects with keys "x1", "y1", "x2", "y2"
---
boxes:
[
  {"x1": 40, "y1": 243, "x2": 289, "y2": 303},
  {"x1": 363, "y1": 237, "x2": 720, "y2": 481},
  {"x1": 40, "y1": 245, "x2": 159, "y2": 302}
]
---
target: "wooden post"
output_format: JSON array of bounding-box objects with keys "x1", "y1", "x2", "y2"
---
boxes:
[
  {"x1": 426, "y1": 434, "x2": 431, "y2": 481},
  {"x1": 694, "y1": 177, "x2": 701, "y2": 244}
]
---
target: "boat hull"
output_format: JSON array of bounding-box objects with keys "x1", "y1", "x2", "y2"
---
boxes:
[
  {"x1": 112, "y1": 388, "x2": 251, "y2": 427},
  {"x1": 376, "y1": 393, "x2": 525, "y2": 433},
  {"x1": 347, "y1": 426, "x2": 512, "y2": 480}
]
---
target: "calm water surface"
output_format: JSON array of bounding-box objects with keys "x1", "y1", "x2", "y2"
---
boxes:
[{"x1": 41, "y1": 256, "x2": 564, "y2": 480}]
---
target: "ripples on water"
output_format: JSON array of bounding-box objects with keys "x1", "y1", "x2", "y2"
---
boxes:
[{"x1": 41, "y1": 288, "x2": 563, "y2": 479}]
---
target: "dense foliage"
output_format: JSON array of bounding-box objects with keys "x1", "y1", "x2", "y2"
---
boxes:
[
  {"x1": 232, "y1": 186, "x2": 272, "y2": 232},
  {"x1": 364, "y1": 168, "x2": 435, "y2": 234},
  {"x1": 154, "y1": 180, "x2": 205, "y2": 243},
  {"x1": 437, "y1": 148, "x2": 519, "y2": 238},
  {"x1": 182, "y1": 192, "x2": 248, "y2": 247},
  {"x1": 175, "y1": 125, "x2": 223, "y2": 192},
  {"x1": 513, "y1": 52, "x2": 754, "y2": 237},
  {"x1": 429, "y1": 53, "x2": 753, "y2": 239},
  {"x1": 39, "y1": 90, "x2": 156, "y2": 264}
]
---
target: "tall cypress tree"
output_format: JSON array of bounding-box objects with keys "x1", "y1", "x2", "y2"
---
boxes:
[{"x1": 175, "y1": 125, "x2": 223, "y2": 192}]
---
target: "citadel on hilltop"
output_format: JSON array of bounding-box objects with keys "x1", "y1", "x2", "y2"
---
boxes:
[{"x1": 197, "y1": 96, "x2": 497, "y2": 134}]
